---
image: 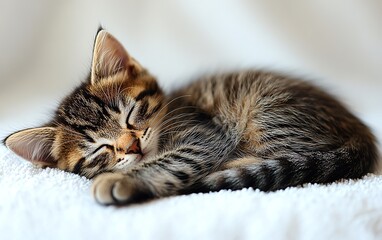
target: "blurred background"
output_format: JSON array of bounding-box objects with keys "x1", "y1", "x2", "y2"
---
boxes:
[{"x1": 0, "y1": 0, "x2": 381, "y2": 148}]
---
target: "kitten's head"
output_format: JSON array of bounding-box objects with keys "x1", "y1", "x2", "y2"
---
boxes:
[{"x1": 4, "y1": 29, "x2": 166, "y2": 178}]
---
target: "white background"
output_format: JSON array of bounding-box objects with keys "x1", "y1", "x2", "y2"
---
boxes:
[{"x1": 0, "y1": 0, "x2": 381, "y2": 148}]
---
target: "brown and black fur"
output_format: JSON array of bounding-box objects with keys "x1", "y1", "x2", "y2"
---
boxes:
[{"x1": 4, "y1": 29, "x2": 378, "y2": 205}]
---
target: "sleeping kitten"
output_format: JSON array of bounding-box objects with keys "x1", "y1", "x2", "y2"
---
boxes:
[{"x1": 4, "y1": 29, "x2": 378, "y2": 205}]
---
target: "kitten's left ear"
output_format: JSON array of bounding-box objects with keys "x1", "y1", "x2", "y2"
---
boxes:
[
  {"x1": 3, "y1": 127, "x2": 58, "y2": 168},
  {"x1": 91, "y1": 29, "x2": 144, "y2": 84}
]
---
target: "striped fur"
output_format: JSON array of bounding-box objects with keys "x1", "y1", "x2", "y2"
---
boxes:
[{"x1": 4, "y1": 30, "x2": 378, "y2": 205}]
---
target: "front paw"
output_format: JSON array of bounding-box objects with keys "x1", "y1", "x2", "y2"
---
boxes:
[{"x1": 91, "y1": 172, "x2": 141, "y2": 205}]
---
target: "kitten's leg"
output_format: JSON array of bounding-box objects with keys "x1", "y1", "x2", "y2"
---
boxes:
[
  {"x1": 189, "y1": 157, "x2": 288, "y2": 193},
  {"x1": 194, "y1": 152, "x2": 365, "y2": 193},
  {"x1": 200, "y1": 151, "x2": 336, "y2": 193},
  {"x1": 92, "y1": 124, "x2": 239, "y2": 205},
  {"x1": 181, "y1": 156, "x2": 269, "y2": 194},
  {"x1": 91, "y1": 147, "x2": 229, "y2": 205},
  {"x1": 92, "y1": 172, "x2": 150, "y2": 205}
]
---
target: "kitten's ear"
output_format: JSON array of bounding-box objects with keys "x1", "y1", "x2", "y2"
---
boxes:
[
  {"x1": 4, "y1": 127, "x2": 57, "y2": 167},
  {"x1": 91, "y1": 29, "x2": 144, "y2": 84}
]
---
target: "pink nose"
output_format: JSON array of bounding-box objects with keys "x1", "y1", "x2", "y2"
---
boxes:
[{"x1": 126, "y1": 139, "x2": 141, "y2": 154}]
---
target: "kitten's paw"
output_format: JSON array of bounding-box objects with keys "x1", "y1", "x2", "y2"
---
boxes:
[{"x1": 91, "y1": 173, "x2": 141, "y2": 205}]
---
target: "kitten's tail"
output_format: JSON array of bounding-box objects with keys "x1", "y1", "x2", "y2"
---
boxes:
[{"x1": 192, "y1": 142, "x2": 378, "y2": 192}]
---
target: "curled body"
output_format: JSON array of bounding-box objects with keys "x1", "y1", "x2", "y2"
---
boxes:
[{"x1": 4, "y1": 30, "x2": 378, "y2": 205}]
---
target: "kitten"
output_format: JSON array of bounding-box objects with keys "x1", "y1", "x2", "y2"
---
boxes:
[{"x1": 4, "y1": 29, "x2": 378, "y2": 205}]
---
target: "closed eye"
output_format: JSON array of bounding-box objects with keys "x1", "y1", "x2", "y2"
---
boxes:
[
  {"x1": 126, "y1": 105, "x2": 139, "y2": 130},
  {"x1": 92, "y1": 144, "x2": 113, "y2": 155}
]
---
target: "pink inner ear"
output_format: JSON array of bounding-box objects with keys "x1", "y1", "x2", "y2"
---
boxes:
[
  {"x1": 5, "y1": 127, "x2": 57, "y2": 167},
  {"x1": 91, "y1": 30, "x2": 132, "y2": 81}
]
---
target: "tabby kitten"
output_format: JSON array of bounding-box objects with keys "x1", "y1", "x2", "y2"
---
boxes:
[{"x1": 4, "y1": 29, "x2": 378, "y2": 205}]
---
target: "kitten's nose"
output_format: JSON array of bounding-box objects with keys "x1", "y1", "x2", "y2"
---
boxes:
[{"x1": 126, "y1": 139, "x2": 142, "y2": 155}]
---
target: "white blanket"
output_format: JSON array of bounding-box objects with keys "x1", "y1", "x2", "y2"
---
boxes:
[{"x1": 1, "y1": 146, "x2": 381, "y2": 240}]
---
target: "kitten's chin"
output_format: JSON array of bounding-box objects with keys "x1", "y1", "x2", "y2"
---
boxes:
[
  {"x1": 141, "y1": 148, "x2": 157, "y2": 162},
  {"x1": 141, "y1": 140, "x2": 158, "y2": 162}
]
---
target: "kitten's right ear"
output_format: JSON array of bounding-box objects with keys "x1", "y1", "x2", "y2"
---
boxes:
[
  {"x1": 3, "y1": 127, "x2": 58, "y2": 167},
  {"x1": 90, "y1": 29, "x2": 144, "y2": 84}
]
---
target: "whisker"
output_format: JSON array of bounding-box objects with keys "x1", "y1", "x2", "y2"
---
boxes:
[
  {"x1": 157, "y1": 105, "x2": 198, "y2": 121},
  {"x1": 154, "y1": 112, "x2": 199, "y2": 130},
  {"x1": 150, "y1": 95, "x2": 191, "y2": 123},
  {"x1": 154, "y1": 120, "x2": 202, "y2": 136},
  {"x1": 152, "y1": 105, "x2": 198, "y2": 128}
]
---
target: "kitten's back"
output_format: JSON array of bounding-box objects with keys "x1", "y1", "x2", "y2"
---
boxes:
[{"x1": 169, "y1": 70, "x2": 378, "y2": 191}]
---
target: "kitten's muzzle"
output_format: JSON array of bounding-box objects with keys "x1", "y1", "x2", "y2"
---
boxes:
[{"x1": 116, "y1": 132, "x2": 143, "y2": 156}]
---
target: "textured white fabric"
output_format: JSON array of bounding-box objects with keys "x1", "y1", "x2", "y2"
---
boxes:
[{"x1": 1, "y1": 146, "x2": 381, "y2": 240}]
